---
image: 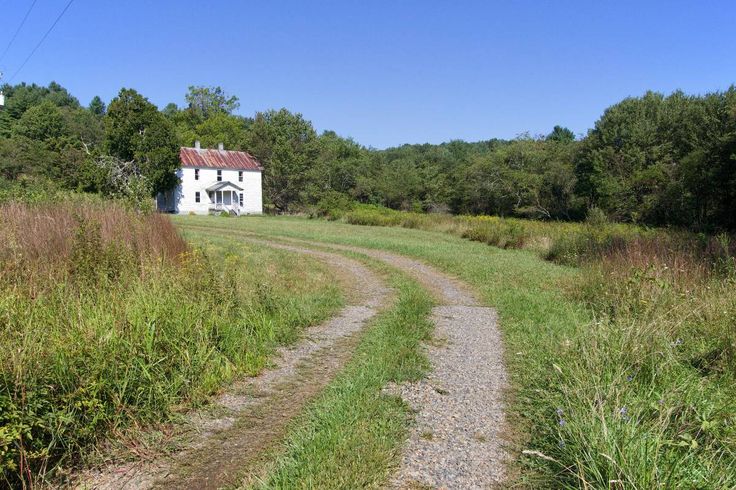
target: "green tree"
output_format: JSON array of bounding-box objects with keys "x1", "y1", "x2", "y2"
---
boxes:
[
  {"x1": 245, "y1": 109, "x2": 319, "y2": 211},
  {"x1": 104, "y1": 88, "x2": 180, "y2": 194},
  {"x1": 88, "y1": 96, "x2": 106, "y2": 116},
  {"x1": 12, "y1": 101, "x2": 67, "y2": 141},
  {"x1": 185, "y1": 86, "x2": 240, "y2": 119},
  {"x1": 546, "y1": 125, "x2": 575, "y2": 143}
]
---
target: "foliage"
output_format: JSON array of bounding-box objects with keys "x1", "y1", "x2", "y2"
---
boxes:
[
  {"x1": 0, "y1": 204, "x2": 341, "y2": 485},
  {"x1": 575, "y1": 89, "x2": 736, "y2": 229},
  {"x1": 184, "y1": 85, "x2": 240, "y2": 119},
  {"x1": 104, "y1": 88, "x2": 180, "y2": 194},
  {"x1": 309, "y1": 190, "x2": 355, "y2": 220},
  {"x1": 245, "y1": 109, "x2": 320, "y2": 212},
  {"x1": 88, "y1": 96, "x2": 106, "y2": 116},
  {"x1": 0, "y1": 80, "x2": 734, "y2": 231}
]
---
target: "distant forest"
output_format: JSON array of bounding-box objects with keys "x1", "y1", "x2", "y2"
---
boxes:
[{"x1": 0, "y1": 82, "x2": 734, "y2": 230}]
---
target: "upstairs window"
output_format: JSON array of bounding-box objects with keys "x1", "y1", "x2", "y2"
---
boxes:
[
  {"x1": 238, "y1": 171, "x2": 243, "y2": 182},
  {"x1": 195, "y1": 191, "x2": 201, "y2": 203},
  {"x1": 217, "y1": 170, "x2": 222, "y2": 182},
  {"x1": 194, "y1": 168, "x2": 199, "y2": 180}
]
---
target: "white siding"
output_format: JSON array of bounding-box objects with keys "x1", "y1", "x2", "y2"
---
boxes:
[{"x1": 159, "y1": 167, "x2": 263, "y2": 215}]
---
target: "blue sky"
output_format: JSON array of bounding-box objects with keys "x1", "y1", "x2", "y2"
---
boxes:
[{"x1": 0, "y1": 0, "x2": 734, "y2": 148}]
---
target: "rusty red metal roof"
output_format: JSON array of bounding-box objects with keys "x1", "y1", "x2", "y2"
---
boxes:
[{"x1": 180, "y1": 147, "x2": 263, "y2": 171}]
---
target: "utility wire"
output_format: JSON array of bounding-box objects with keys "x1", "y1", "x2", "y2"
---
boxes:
[
  {"x1": 0, "y1": 0, "x2": 39, "y2": 65},
  {"x1": 8, "y1": 0, "x2": 75, "y2": 83}
]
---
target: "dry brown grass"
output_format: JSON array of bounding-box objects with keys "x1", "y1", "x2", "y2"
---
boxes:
[{"x1": 0, "y1": 200, "x2": 188, "y2": 292}]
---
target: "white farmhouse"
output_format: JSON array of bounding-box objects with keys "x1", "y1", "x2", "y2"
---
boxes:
[{"x1": 157, "y1": 142, "x2": 263, "y2": 215}]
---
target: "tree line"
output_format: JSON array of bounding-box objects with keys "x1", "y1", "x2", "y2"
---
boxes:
[{"x1": 0, "y1": 81, "x2": 734, "y2": 230}]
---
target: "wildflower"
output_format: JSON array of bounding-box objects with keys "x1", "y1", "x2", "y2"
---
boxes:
[
  {"x1": 626, "y1": 374, "x2": 634, "y2": 382},
  {"x1": 556, "y1": 408, "x2": 564, "y2": 416},
  {"x1": 558, "y1": 419, "x2": 566, "y2": 427},
  {"x1": 619, "y1": 406, "x2": 628, "y2": 416},
  {"x1": 672, "y1": 338, "x2": 683, "y2": 346}
]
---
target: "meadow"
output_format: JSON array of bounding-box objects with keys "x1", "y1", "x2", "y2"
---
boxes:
[
  {"x1": 182, "y1": 210, "x2": 736, "y2": 488},
  {"x1": 0, "y1": 200, "x2": 341, "y2": 487},
  {"x1": 1, "y1": 195, "x2": 733, "y2": 488}
]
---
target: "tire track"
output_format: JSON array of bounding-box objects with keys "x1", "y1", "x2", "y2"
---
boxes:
[{"x1": 225, "y1": 233, "x2": 511, "y2": 489}]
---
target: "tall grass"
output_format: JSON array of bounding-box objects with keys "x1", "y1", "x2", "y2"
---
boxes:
[
  {"x1": 541, "y1": 236, "x2": 736, "y2": 487},
  {"x1": 306, "y1": 205, "x2": 736, "y2": 486},
  {"x1": 0, "y1": 202, "x2": 341, "y2": 487},
  {"x1": 0, "y1": 200, "x2": 187, "y2": 293}
]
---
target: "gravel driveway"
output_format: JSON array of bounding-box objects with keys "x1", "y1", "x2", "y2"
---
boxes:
[
  {"x1": 80, "y1": 230, "x2": 510, "y2": 489},
  {"x1": 254, "y1": 236, "x2": 510, "y2": 489}
]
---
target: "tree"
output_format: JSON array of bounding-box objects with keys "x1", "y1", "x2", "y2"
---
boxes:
[
  {"x1": 12, "y1": 101, "x2": 67, "y2": 141},
  {"x1": 88, "y1": 96, "x2": 106, "y2": 116},
  {"x1": 245, "y1": 109, "x2": 319, "y2": 211},
  {"x1": 104, "y1": 88, "x2": 180, "y2": 194},
  {"x1": 185, "y1": 86, "x2": 240, "y2": 119},
  {"x1": 161, "y1": 102, "x2": 179, "y2": 118},
  {"x1": 546, "y1": 125, "x2": 575, "y2": 143}
]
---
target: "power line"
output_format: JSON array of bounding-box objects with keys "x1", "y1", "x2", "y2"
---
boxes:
[
  {"x1": 0, "y1": 0, "x2": 39, "y2": 65},
  {"x1": 8, "y1": 0, "x2": 75, "y2": 83}
]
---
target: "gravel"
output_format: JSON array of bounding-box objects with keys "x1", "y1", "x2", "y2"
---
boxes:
[
  {"x1": 388, "y1": 305, "x2": 508, "y2": 489},
  {"x1": 274, "y1": 238, "x2": 510, "y2": 489}
]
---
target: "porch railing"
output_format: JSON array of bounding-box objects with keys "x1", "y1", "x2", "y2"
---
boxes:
[{"x1": 210, "y1": 202, "x2": 241, "y2": 215}]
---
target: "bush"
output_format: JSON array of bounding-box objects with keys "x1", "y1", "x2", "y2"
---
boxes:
[
  {"x1": 585, "y1": 205, "x2": 609, "y2": 227},
  {"x1": 460, "y1": 216, "x2": 529, "y2": 249},
  {"x1": 344, "y1": 205, "x2": 403, "y2": 227},
  {"x1": 310, "y1": 191, "x2": 355, "y2": 220}
]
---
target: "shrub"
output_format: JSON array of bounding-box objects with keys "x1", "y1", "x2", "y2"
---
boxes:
[
  {"x1": 460, "y1": 217, "x2": 529, "y2": 249},
  {"x1": 344, "y1": 205, "x2": 403, "y2": 227},
  {"x1": 310, "y1": 191, "x2": 355, "y2": 220},
  {"x1": 585, "y1": 205, "x2": 609, "y2": 227}
]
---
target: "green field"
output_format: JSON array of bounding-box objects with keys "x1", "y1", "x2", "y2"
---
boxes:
[
  {"x1": 3, "y1": 204, "x2": 733, "y2": 488},
  {"x1": 177, "y1": 215, "x2": 736, "y2": 489}
]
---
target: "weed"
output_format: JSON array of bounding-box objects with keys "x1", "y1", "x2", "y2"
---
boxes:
[{"x1": 0, "y1": 204, "x2": 342, "y2": 486}]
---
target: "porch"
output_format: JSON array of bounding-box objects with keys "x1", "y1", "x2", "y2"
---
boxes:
[{"x1": 206, "y1": 181, "x2": 244, "y2": 215}]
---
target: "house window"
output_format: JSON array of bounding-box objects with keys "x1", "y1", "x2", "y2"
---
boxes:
[
  {"x1": 239, "y1": 193, "x2": 244, "y2": 206},
  {"x1": 217, "y1": 170, "x2": 222, "y2": 182},
  {"x1": 194, "y1": 168, "x2": 199, "y2": 180},
  {"x1": 238, "y1": 171, "x2": 243, "y2": 182},
  {"x1": 195, "y1": 191, "x2": 200, "y2": 203}
]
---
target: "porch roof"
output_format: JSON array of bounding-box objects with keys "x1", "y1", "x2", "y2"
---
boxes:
[{"x1": 205, "y1": 181, "x2": 244, "y2": 192}]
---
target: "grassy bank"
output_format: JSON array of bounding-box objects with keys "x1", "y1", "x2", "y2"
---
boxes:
[
  {"x1": 0, "y1": 203, "x2": 341, "y2": 487},
  {"x1": 177, "y1": 215, "x2": 736, "y2": 488}
]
